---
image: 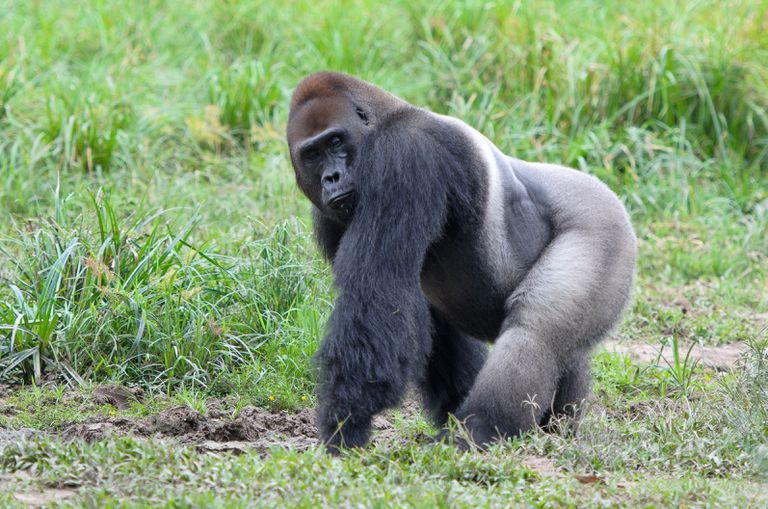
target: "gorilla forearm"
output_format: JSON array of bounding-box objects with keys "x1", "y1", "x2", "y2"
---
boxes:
[
  {"x1": 315, "y1": 239, "x2": 435, "y2": 447},
  {"x1": 314, "y1": 119, "x2": 453, "y2": 448},
  {"x1": 315, "y1": 286, "x2": 432, "y2": 447}
]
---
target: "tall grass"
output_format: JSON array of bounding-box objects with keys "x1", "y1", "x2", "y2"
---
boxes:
[
  {"x1": 0, "y1": 193, "x2": 327, "y2": 399},
  {"x1": 0, "y1": 0, "x2": 766, "y2": 392}
]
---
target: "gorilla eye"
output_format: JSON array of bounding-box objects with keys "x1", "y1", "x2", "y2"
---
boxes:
[
  {"x1": 355, "y1": 107, "x2": 370, "y2": 125},
  {"x1": 330, "y1": 136, "x2": 343, "y2": 148},
  {"x1": 303, "y1": 148, "x2": 320, "y2": 162}
]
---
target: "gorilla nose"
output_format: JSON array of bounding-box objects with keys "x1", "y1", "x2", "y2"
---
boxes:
[
  {"x1": 322, "y1": 171, "x2": 341, "y2": 184},
  {"x1": 322, "y1": 170, "x2": 347, "y2": 198}
]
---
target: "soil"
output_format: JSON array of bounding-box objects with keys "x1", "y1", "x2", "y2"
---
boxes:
[
  {"x1": 60, "y1": 404, "x2": 319, "y2": 452},
  {"x1": 5, "y1": 338, "x2": 748, "y2": 480},
  {"x1": 92, "y1": 385, "x2": 145, "y2": 410},
  {"x1": 58, "y1": 393, "x2": 424, "y2": 453},
  {"x1": 602, "y1": 340, "x2": 745, "y2": 371},
  {"x1": 34, "y1": 340, "x2": 748, "y2": 457},
  {"x1": 13, "y1": 488, "x2": 76, "y2": 506}
]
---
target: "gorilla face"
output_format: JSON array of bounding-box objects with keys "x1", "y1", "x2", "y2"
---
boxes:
[
  {"x1": 288, "y1": 96, "x2": 371, "y2": 224},
  {"x1": 299, "y1": 128, "x2": 357, "y2": 221}
]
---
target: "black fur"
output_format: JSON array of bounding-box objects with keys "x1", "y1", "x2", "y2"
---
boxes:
[
  {"x1": 311, "y1": 207, "x2": 345, "y2": 262},
  {"x1": 314, "y1": 110, "x2": 473, "y2": 449},
  {"x1": 419, "y1": 309, "x2": 488, "y2": 425}
]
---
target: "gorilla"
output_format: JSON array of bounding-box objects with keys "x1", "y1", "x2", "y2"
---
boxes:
[{"x1": 286, "y1": 72, "x2": 636, "y2": 452}]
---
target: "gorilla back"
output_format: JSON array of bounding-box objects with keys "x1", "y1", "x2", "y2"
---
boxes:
[{"x1": 287, "y1": 72, "x2": 637, "y2": 451}]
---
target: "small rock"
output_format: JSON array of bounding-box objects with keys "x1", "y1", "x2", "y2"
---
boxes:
[
  {"x1": 92, "y1": 385, "x2": 145, "y2": 410},
  {"x1": 522, "y1": 455, "x2": 560, "y2": 477},
  {"x1": 197, "y1": 440, "x2": 253, "y2": 454}
]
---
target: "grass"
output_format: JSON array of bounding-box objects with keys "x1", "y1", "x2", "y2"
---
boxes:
[
  {"x1": 1, "y1": 194, "x2": 325, "y2": 406},
  {"x1": 0, "y1": 0, "x2": 767, "y2": 506},
  {"x1": 0, "y1": 342, "x2": 766, "y2": 507},
  {"x1": 0, "y1": 438, "x2": 763, "y2": 508}
]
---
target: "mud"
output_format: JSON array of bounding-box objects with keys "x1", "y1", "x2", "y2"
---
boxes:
[
  {"x1": 59, "y1": 396, "x2": 423, "y2": 452},
  {"x1": 60, "y1": 404, "x2": 319, "y2": 451}
]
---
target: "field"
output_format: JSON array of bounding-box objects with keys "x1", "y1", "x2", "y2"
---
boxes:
[{"x1": 1, "y1": 0, "x2": 767, "y2": 507}]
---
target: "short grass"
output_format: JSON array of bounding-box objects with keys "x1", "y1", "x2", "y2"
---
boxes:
[
  {"x1": 0, "y1": 0, "x2": 767, "y2": 506},
  {"x1": 1, "y1": 342, "x2": 766, "y2": 507}
]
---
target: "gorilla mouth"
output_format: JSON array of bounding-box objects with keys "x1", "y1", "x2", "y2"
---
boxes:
[{"x1": 328, "y1": 191, "x2": 356, "y2": 212}]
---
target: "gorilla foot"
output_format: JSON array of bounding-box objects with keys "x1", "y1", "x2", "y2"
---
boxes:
[
  {"x1": 320, "y1": 416, "x2": 372, "y2": 454},
  {"x1": 432, "y1": 428, "x2": 473, "y2": 451},
  {"x1": 433, "y1": 413, "x2": 502, "y2": 451}
]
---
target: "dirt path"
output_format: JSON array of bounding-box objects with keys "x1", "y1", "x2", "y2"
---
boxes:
[
  {"x1": 11, "y1": 339, "x2": 748, "y2": 457},
  {"x1": 60, "y1": 403, "x2": 319, "y2": 452},
  {"x1": 602, "y1": 340, "x2": 745, "y2": 371},
  {"x1": 1, "y1": 338, "x2": 750, "y2": 489}
]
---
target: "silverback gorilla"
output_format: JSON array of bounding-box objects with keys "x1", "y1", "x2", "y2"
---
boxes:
[{"x1": 286, "y1": 72, "x2": 637, "y2": 452}]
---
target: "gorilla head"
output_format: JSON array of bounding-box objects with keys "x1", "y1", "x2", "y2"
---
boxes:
[{"x1": 287, "y1": 73, "x2": 405, "y2": 224}]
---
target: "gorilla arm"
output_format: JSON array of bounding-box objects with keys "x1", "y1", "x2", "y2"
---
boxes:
[{"x1": 314, "y1": 115, "x2": 451, "y2": 450}]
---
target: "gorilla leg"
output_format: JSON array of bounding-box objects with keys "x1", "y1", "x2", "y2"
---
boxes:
[
  {"x1": 551, "y1": 354, "x2": 591, "y2": 419},
  {"x1": 419, "y1": 309, "x2": 487, "y2": 426},
  {"x1": 540, "y1": 354, "x2": 591, "y2": 432},
  {"x1": 453, "y1": 326, "x2": 560, "y2": 445},
  {"x1": 452, "y1": 230, "x2": 613, "y2": 446}
]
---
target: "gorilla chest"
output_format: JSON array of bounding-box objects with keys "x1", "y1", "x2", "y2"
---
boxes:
[{"x1": 420, "y1": 237, "x2": 508, "y2": 341}]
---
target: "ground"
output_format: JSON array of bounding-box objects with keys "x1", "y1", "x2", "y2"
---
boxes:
[
  {"x1": 1, "y1": 341, "x2": 765, "y2": 507},
  {"x1": 0, "y1": 0, "x2": 767, "y2": 507}
]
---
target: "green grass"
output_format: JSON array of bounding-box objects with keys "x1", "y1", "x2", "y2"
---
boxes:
[
  {"x1": 0, "y1": 341, "x2": 766, "y2": 507},
  {"x1": 1, "y1": 195, "x2": 325, "y2": 405},
  {"x1": 0, "y1": 0, "x2": 767, "y2": 506},
  {"x1": 0, "y1": 438, "x2": 762, "y2": 508}
]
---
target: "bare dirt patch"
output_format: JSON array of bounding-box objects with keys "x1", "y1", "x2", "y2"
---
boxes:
[
  {"x1": 92, "y1": 385, "x2": 145, "y2": 410},
  {"x1": 14, "y1": 488, "x2": 76, "y2": 506},
  {"x1": 371, "y1": 398, "x2": 422, "y2": 444},
  {"x1": 0, "y1": 384, "x2": 14, "y2": 400},
  {"x1": 59, "y1": 397, "x2": 423, "y2": 453},
  {"x1": 1, "y1": 471, "x2": 76, "y2": 508},
  {"x1": 60, "y1": 404, "x2": 318, "y2": 451},
  {"x1": 602, "y1": 340, "x2": 745, "y2": 371}
]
